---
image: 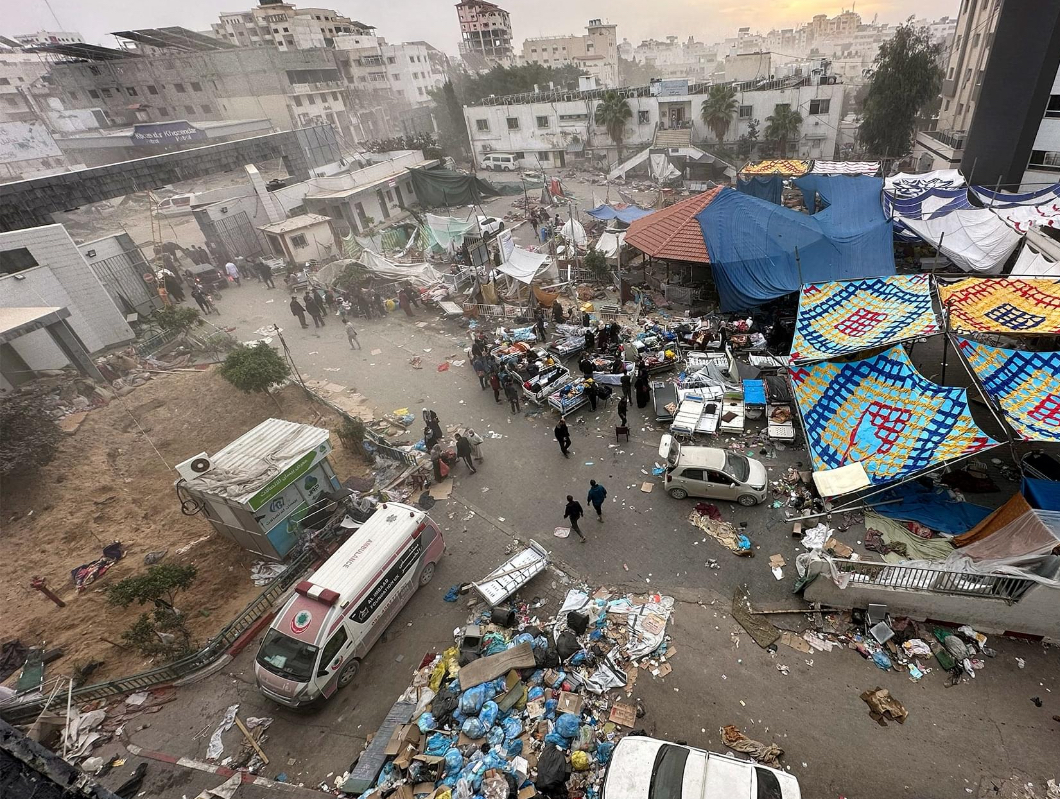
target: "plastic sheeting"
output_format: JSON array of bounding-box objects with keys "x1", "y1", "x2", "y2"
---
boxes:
[
  {"x1": 790, "y1": 345, "x2": 999, "y2": 487},
  {"x1": 972, "y1": 182, "x2": 1060, "y2": 207},
  {"x1": 939, "y1": 278, "x2": 1060, "y2": 334},
  {"x1": 810, "y1": 160, "x2": 881, "y2": 176},
  {"x1": 697, "y1": 180, "x2": 895, "y2": 311},
  {"x1": 900, "y1": 208, "x2": 1021, "y2": 274},
  {"x1": 948, "y1": 494, "x2": 1060, "y2": 586},
  {"x1": 361, "y1": 250, "x2": 443, "y2": 286},
  {"x1": 1024, "y1": 477, "x2": 1060, "y2": 511},
  {"x1": 871, "y1": 482, "x2": 992, "y2": 535},
  {"x1": 991, "y1": 200, "x2": 1060, "y2": 234},
  {"x1": 584, "y1": 204, "x2": 652, "y2": 224},
  {"x1": 790, "y1": 274, "x2": 939, "y2": 363},
  {"x1": 407, "y1": 166, "x2": 498, "y2": 207},
  {"x1": 1011, "y1": 244, "x2": 1060, "y2": 276},
  {"x1": 424, "y1": 214, "x2": 476, "y2": 250},
  {"x1": 736, "y1": 175, "x2": 783, "y2": 205},
  {"x1": 882, "y1": 187, "x2": 973, "y2": 243},
  {"x1": 498, "y1": 247, "x2": 550, "y2": 284},
  {"x1": 956, "y1": 339, "x2": 1060, "y2": 442},
  {"x1": 559, "y1": 219, "x2": 587, "y2": 246},
  {"x1": 884, "y1": 169, "x2": 965, "y2": 199},
  {"x1": 593, "y1": 231, "x2": 625, "y2": 258}
]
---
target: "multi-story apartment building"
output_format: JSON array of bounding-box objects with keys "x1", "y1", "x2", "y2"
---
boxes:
[
  {"x1": 211, "y1": 0, "x2": 372, "y2": 51},
  {"x1": 12, "y1": 31, "x2": 84, "y2": 48},
  {"x1": 334, "y1": 34, "x2": 446, "y2": 107},
  {"x1": 630, "y1": 37, "x2": 719, "y2": 83},
  {"x1": 0, "y1": 48, "x2": 53, "y2": 124},
  {"x1": 456, "y1": 0, "x2": 514, "y2": 68},
  {"x1": 522, "y1": 21, "x2": 619, "y2": 88}
]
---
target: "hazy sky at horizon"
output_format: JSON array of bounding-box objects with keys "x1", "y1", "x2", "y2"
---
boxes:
[{"x1": 9, "y1": 0, "x2": 960, "y2": 56}]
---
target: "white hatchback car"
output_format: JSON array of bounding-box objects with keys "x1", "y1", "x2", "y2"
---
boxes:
[
  {"x1": 602, "y1": 736, "x2": 801, "y2": 799},
  {"x1": 658, "y1": 435, "x2": 768, "y2": 505},
  {"x1": 478, "y1": 215, "x2": 505, "y2": 237}
]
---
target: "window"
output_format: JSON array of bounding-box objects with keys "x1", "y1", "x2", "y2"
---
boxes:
[
  {"x1": 956, "y1": 102, "x2": 964, "y2": 116},
  {"x1": 648, "y1": 744, "x2": 690, "y2": 799},
  {"x1": 308, "y1": 95, "x2": 316, "y2": 105},
  {"x1": 291, "y1": 233, "x2": 309, "y2": 248},
  {"x1": 774, "y1": 103, "x2": 790, "y2": 113},
  {"x1": 0, "y1": 78, "x2": 8, "y2": 86},
  {"x1": 393, "y1": 73, "x2": 401, "y2": 80},
  {"x1": 190, "y1": 81, "x2": 202, "y2": 92},
  {"x1": 293, "y1": 96, "x2": 303, "y2": 107},
  {"x1": 964, "y1": 67, "x2": 972, "y2": 84},
  {"x1": 739, "y1": 105, "x2": 753, "y2": 118},
  {"x1": 536, "y1": 115, "x2": 550, "y2": 129},
  {"x1": 754, "y1": 768, "x2": 784, "y2": 799},
  {"x1": 948, "y1": 66, "x2": 955, "y2": 79},
  {"x1": 507, "y1": 117, "x2": 519, "y2": 130},
  {"x1": 1047, "y1": 95, "x2": 1060, "y2": 119},
  {"x1": 385, "y1": 190, "x2": 393, "y2": 203},
  {"x1": 125, "y1": 86, "x2": 138, "y2": 96},
  {"x1": 538, "y1": 151, "x2": 551, "y2": 161},
  {"x1": 184, "y1": 105, "x2": 195, "y2": 115},
  {"x1": 1029, "y1": 150, "x2": 1060, "y2": 171},
  {"x1": 146, "y1": 84, "x2": 158, "y2": 95},
  {"x1": 387, "y1": 56, "x2": 396, "y2": 64},
  {"x1": 417, "y1": 87, "x2": 424, "y2": 95},
  {"x1": 0, "y1": 247, "x2": 38, "y2": 276},
  {"x1": 679, "y1": 468, "x2": 705, "y2": 481},
  {"x1": 174, "y1": 82, "x2": 186, "y2": 93},
  {"x1": 475, "y1": 119, "x2": 490, "y2": 132},
  {"x1": 972, "y1": 33, "x2": 980, "y2": 48},
  {"x1": 201, "y1": 104, "x2": 214, "y2": 114},
  {"x1": 317, "y1": 628, "x2": 348, "y2": 676},
  {"x1": 332, "y1": 91, "x2": 339, "y2": 101},
  {"x1": 638, "y1": 110, "x2": 650, "y2": 124},
  {"x1": 355, "y1": 202, "x2": 368, "y2": 226},
  {"x1": 808, "y1": 99, "x2": 830, "y2": 115},
  {"x1": 559, "y1": 113, "x2": 588, "y2": 122},
  {"x1": 158, "y1": 107, "x2": 170, "y2": 117},
  {"x1": 100, "y1": 87, "x2": 113, "y2": 98}
]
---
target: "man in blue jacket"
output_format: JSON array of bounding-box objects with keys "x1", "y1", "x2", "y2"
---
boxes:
[{"x1": 587, "y1": 479, "x2": 607, "y2": 522}]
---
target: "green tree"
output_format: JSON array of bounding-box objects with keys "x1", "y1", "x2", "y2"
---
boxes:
[
  {"x1": 153, "y1": 305, "x2": 201, "y2": 335},
  {"x1": 764, "y1": 105, "x2": 803, "y2": 158},
  {"x1": 0, "y1": 395, "x2": 61, "y2": 480},
  {"x1": 431, "y1": 80, "x2": 471, "y2": 159},
  {"x1": 859, "y1": 24, "x2": 944, "y2": 158},
  {"x1": 108, "y1": 564, "x2": 199, "y2": 659},
  {"x1": 219, "y1": 342, "x2": 291, "y2": 408},
  {"x1": 594, "y1": 91, "x2": 633, "y2": 160},
  {"x1": 583, "y1": 248, "x2": 608, "y2": 281},
  {"x1": 700, "y1": 84, "x2": 738, "y2": 144},
  {"x1": 738, "y1": 118, "x2": 760, "y2": 161}
]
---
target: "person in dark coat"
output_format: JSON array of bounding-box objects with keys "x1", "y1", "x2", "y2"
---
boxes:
[
  {"x1": 403, "y1": 281, "x2": 421, "y2": 308},
  {"x1": 585, "y1": 379, "x2": 599, "y2": 411},
  {"x1": 620, "y1": 371, "x2": 633, "y2": 403},
  {"x1": 455, "y1": 433, "x2": 477, "y2": 474},
  {"x1": 304, "y1": 292, "x2": 325, "y2": 327},
  {"x1": 552, "y1": 299, "x2": 564, "y2": 323},
  {"x1": 617, "y1": 395, "x2": 628, "y2": 427},
  {"x1": 256, "y1": 261, "x2": 276, "y2": 288},
  {"x1": 399, "y1": 289, "x2": 414, "y2": 317},
  {"x1": 554, "y1": 417, "x2": 572, "y2": 458},
  {"x1": 425, "y1": 424, "x2": 440, "y2": 452},
  {"x1": 473, "y1": 356, "x2": 488, "y2": 389},
  {"x1": 635, "y1": 373, "x2": 651, "y2": 409},
  {"x1": 504, "y1": 379, "x2": 521, "y2": 413},
  {"x1": 563, "y1": 494, "x2": 586, "y2": 542},
  {"x1": 290, "y1": 297, "x2": 308, "y2": 328},
  {"x1": 579, "y1": 355, "x2": 594, "y2": 379},
  {"x1": 534, "y1": 309, "x2": 547, "y2": 342},
  {"x1": 430, "y1": 444, "x2": 444, "y2": 482},
  {"x1": 583, "y1": 327, "x2": 595, "y2": 352},
  {"x1": 423, "y1": 408, "x2": 443, "y2": 442},
  {"x1": 489, "y1": 371, "x2": 502, "y2": 403},
  {"x1": 587, "y1": 480, "x2": 607, "y2": 521}
]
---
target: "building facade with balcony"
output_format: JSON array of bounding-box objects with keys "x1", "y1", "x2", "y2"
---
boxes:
[
  {"x1": 522, "y1": 20, "x2": 619, "y2": 88},
  {"x1": 210, "y1": 1, "x2": 373, "y2": 51},
  {"x1": 334, "y1": 35, "x2": 446, "y2": 107},
  {"x1": 456, "y1": 0, "x2": 514, "y2": 68}
]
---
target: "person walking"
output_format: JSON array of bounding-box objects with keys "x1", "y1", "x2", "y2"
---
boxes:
[
  {"x1": 583, "y1": 327, "x2": 595, "y2": 353},
  {"x1": 585, "y1": 378, "x2": 599, "y2": 412},
  {"x1": 534, "y1": 309, "x2": 547, "y2": 342},
  {"x1": 398, "y1": 288, "x2": 414, "y2": 317},
  {"x1": 617, "y1": 394, "x2": 628, "y2": 427},
  {"x1": 423, "y1": 408, "x2": 443, "y2": 441},
  {"x1": 635, "y1": 372, "x2": 651, "y2": 409},
  {"x1": 552, "y1": 299, "x2": 564, "y2": 324},
  {"x1": 305, "y1": 292, "x2": 326, "y2": 327},
  {"x1": 620, "y1": 370, "x2": 632, "y2": 404},
  {"x1": 455, "y1": 433, "x2": 477, "y2": 474},
  {"x1": 466, "y1": 428, "x2": 484, "y2": 462},
  {"x1": 504, "y1": 379, "x2": 521, "y2": 413},
  {"x1": 554, "y1": 417, "x2": 572, "y2": 458},
  {"x1": 225, "y1": 261, "x2": 241, "y2": 287},
  {"x1": 563, "y1": 495, "x2": 586, "y2": 542},
  {"x1": 402, "y1": 282, "x2": 421, "y2": 308},
  {"x1": 345, "y1": 320, "x2": 361, "y2": 349},
  {"x1": 587, "y1": 479, "x2": 607, "y2": 522},
  {"x1": 256, "y1": 261, "x2": 276, "y2": 288},
  {"x1": 425, "y1": 424, "x2": 440, "y2": 452},
  {"x1": 489, "y1": 370, "x2": 502, "y2": 403},
  {"x1": 529, "y1": 210, "x2": 539, "y2": 237},
  {"x1": 290, "y1": 297, "x2": 308, "y2": 328},
  {"x1": 473, "y1": 356, "x2": 488, "y2": 390},
  {"x1": 191, "y1": 284, "x2": 214, "y2": 315}
]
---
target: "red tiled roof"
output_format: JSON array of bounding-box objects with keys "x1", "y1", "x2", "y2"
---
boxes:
[{"x1": 624, "y1": 187, "x2": 722, "y2": 264}]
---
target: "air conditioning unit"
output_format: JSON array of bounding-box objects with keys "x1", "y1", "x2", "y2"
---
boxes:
[{"x1": 176, "y1": 452, "x2": 213, "y2": 482}]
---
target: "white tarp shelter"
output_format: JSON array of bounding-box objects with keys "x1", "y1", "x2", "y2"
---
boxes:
[
  {"x1": 884, "y1": 169, "x2": 965, "y2": 197},
  {"x1": 649, "y1": 153, "x2": 681, "y2": 182},
  {"x1": 559, "y1": 218, "x2": 588, "y2": 246},
  {"x1": 991, "y1": 201, "x2": 1060, "y2": 234},
  {"x1": 1012, "y1": 243, "x2": 1060, "y2": 276},
  {"x1": 595, "y1": 231, "x2": 625, "y2": 258},
  {"x1": 498, "y1": 246, "x2": 551, "y2": 284},
  {"x1": 361, "y1": 250, "x2": 442, "y2": 285},
  {"x1": 901, "y1": 209, "x2": 1021, "y2": 274}
]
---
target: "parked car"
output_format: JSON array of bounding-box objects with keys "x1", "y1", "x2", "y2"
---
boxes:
[
  {"x1": 183, "y1": 262, "x2": 228, "y2": 293},
  {"x1": 602, "y1": 735, "x2": 800, "y2": 799},
  {"x1": 658, "y1": 434, "x2": 767, "y2": 505},
  {"x1": 482, "y1": 153, "x2": 518, "y2": 171},
  {"x1": 478, "y1": 216, "x2": 505, "y2": 237},
  {"x1": 155, "y1": 193, "x2": 196, "y2": 217}
]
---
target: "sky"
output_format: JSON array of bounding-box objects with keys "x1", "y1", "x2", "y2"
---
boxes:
[{"x1": 9, "y1": 0, "x2": 960, "y2": 56}]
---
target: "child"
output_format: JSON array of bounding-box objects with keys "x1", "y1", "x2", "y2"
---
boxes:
[{"x1": 345, "y1": 321, "x2": 361, "y2": 350}]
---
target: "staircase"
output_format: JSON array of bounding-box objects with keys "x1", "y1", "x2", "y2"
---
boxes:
[{"x1": 654, "y1": 127, "x2": 693, "y2": 148}]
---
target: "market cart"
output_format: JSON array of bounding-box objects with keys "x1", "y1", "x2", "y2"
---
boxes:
[
  {"x1": 743, "y1": 379, "x2": 766, "y2": 421},
  {"x1": 472, "y1": 539, "x2": 550, "y2": 606},
  {"x1": 765, "y1": 375, "x2": 796, "y2": 442},
  {"x1": 523, "y1": 364, "x2": 572, "y2": 404}
]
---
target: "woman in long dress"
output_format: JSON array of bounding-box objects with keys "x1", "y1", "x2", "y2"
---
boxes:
[{"x1": 635, "y1": 374, "x2": 651, "y2": 409}]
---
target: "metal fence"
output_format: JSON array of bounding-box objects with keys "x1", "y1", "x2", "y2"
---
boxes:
[{"x1": 832, "y1": 559, "x2": 1036, "y2": 603}]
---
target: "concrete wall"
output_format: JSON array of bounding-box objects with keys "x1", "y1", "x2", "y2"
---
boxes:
[
  {"x1": 0, "y1": 224, "x2": 134, "y2": 372},
  {"x1": 803, "y1": 560, "x2": 1060, "y2": 641}
]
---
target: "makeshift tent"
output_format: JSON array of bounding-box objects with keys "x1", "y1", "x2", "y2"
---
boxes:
[
  {"x1": 881, "y1": 186, "x2": 973, "y2": 243},
  {"x1": 955, "y1": 339, "x2": 1060, "y2": 442},
  {"x1": 1023, "y1": 477, "x2": 1060, "y2": 511},
  {"x1": 740, "y1": 159, "x2": 810, "y2": 176},
  {"x1": 697, "y1": 179, "x2": 895, "y2": 311},
  {"x1": 790, "y1": 274, "x2": 939, "y2": 363},
  {"x1": 736, "y1": 175, "x2": 783, "y2": 205},
  {"x1": 884, "y1": 169, "x2": 965, "y2": 199},
  {"x1": 810, "y1": 160, "x2": 881, "y2": 176},
  {"x1": 559, "y1": 219, "x2": 587, "y2": 246},
  {"x1": 871, "y1": 482, "x2": 992, "y2": 535},
  {"x1": 971, "y1": 182, "x2": 1060, "y2": 207},
  {"x1": 584, "y1": 204, "x2": 652, "y2": 224},
  {"x1": 790, "y1": 345, "x2": 998, "y2": 488},
  {"x1": 649, "y1": 153, "x2": 680, "y2": 182},
  {"x1": 900, "y1": 208, "x2": 1021, "y2": 274},
  {"x1": 991, "y1": 200, "x2": 1060, "y2": 234},
  {"x1": 864, "y1": 512, "x2": 958, "y2": 563},
  {"x1": 359, "y1": 250, "x2": 442, "y2": 286},
  {"x1": 424, "y1": 213, "x2": 476, "y2": 250},
  {"x1": 497, "y1": 247, "x2": 550, "y2": 284},
  {"x1": 407, "y1": 166, "x2": 499, "y2": 207},
  {"x1": 595, "y1": 231, "x2": 625, "y2": 258},
  {"x1": 938, "y1": 278, "x2": 1060, "y2": 334},
  {"x1": 1011, "y1": 243, "x2": 1060, "y2": 276}
]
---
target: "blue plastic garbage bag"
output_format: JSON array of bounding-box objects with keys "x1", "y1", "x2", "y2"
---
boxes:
[
  {"x1": 417, "y1": 713, "x2": 437, "y2": 733},
  {"x1": 461, "y1": 717, "x2": 486, "y2": 739},
  {"x1": 569, "y1": 652, "x2": 586, "y2": 666},
  {"x1": 506, "y1": 738, "x2": 524, "y2": 758},
  {"x1": 481, "y1": 632, "x2": 508, "y2": 656},
  {"x1": 596, "y1": 741, "x2": 615, "y2": 762},
  {"x1": 527, "y1": 686, "x2": 545, "y2": 702},
  {"x1": 483, "y1": 750, "x2": 508, "y2": 771},
  {"x1": 460, "y1": 685, "x2": 488, "y2": 715},
  {"x1": 527, "y1": 670, "x2": 544, "y2": 686},
  {"x1": 478, "y1": 700, "x2": 499, "y2": 728},
  {"x1": 554, "y1": 713, "x2": 580, "y2": 739},
  {"x1": 502, "y1": 717, "x2": 522, "y2": 741},
  {"x1": 512, "y1": 632, "x2": 536, "y2": 647},
  {"x1": 375, "y1": 763, "x2": 397, "y2": 788},
  {"x1": 544, "y1": 698, "x2": 558, "y2": 720},
  {"x1": 532, "y1": 636, "x2": 550, "y2": 651},
  {"x1": 872, "y1": 650, "x2": 892, "y2": 670},
  {"x1": 487, "y1": 726, "x2": 505, "y2": 747},
  {"x1": 737, "y1": 534, "x2": 751, "y2": 552},
  {"x1": 453, "y1": 709, "x2": 467, "y2": 725},
  {"x1": 444, "y1": 585, "x2": 461, "y2": 602},
  {"x1": 544, "y1": 731, "x2": 569, "y2": 748},
  {"x1": 426, "y1": 733, "x2": 453, "y2": 755},
  {"x1": 444, "y1": 749, "x2": 465, "y2": 775}
]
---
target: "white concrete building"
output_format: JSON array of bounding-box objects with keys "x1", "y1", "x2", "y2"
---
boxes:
[
  {"x1": 334, "y1": 35, "x2": 445, "y2": 106},
  {"x1": 12, "y1": 31, "x2": 84, "y2": 48},
  {"x1": 0, "y1": 49, "x2": 54, "y2": 124},
  {"x1": 464, "y1": 79, "x2": 847, "y2": 168},
  {"x1": 211, "y1": 1, "x2": 373, "y2": 51},
  {"x1": 632, "y1": 38, "x2": 719, "y2": 83},
  {"x1": 522, "y1": 20, "x2": 619, "y2": 88}
]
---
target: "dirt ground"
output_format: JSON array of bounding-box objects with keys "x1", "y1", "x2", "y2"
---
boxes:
[{"x1": 1, "y1": 368, "x2": 367, "y2": 686}]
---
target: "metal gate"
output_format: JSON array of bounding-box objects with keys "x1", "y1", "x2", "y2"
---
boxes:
[
  {"x1": 89, "y1": 247, "x2": 162, "y2": 317},
  {"x1": 199, "y1": 210, "x2": 266, "y2": 260}
]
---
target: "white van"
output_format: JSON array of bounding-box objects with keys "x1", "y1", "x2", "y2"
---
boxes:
[
  {"x1": 482, "y1": 153, "x2": 518, "y2": 171},
  {"x1": 155, "y1": 194, "x2": 196, "y2": 217},
  {"x1": 658, "y1": 435, "x2": 767, "y2": 505},
  {"x1": 254, "y1": 503, "x2": 444, "y2": 708},
  {"x1": 602, "y1": 736, "x2": 801, "y2": 799}
]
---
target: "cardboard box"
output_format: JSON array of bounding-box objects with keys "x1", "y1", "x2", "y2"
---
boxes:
[
  {"x1": 825, "y1": 537, "x2": 854, "y2": 558},
  {"x1": 525, "y1": 698, "x2": 545, "y2": 718},
  {"x1": 385, "y1": 724, "x2": 421, "y2": 757},
  {"x1": 518, "y1": 787, "x2": 537, "y2": 799},
  {"x1": 609, "y1": 702, "x2": 637, "y2": 727},
  {"x1": 557, "y1": 691, "x2": 584, "y2": 715}
]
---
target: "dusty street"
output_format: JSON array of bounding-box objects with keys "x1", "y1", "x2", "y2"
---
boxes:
[{"x1": 82, "y1": 175, "x2": 1059, "y2": 798}]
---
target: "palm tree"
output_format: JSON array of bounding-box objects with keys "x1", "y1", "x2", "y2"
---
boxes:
[
  {"x1": 764, "y1": 105, "x2": 803, "y2": 158},
  {"x1": 700, "y1": 84, "x2": 738, "y2": 145},
  {"x1": 594, "y1": 91, "x2": 633, "y2": 161}
]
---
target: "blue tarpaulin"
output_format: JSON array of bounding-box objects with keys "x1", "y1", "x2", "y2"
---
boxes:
[
  {"x1": 585, "y1": 204, "x2": 653, "y2": 224},
  {"x1": 872, "y1": 482, "x2": 993, "y2": 535},
  {"x1": 697, "y1": 179, "x2": 895, "y2": 311},
  {"x1": 1023, "y1": 477, "x2": 1060, "y2": 510},
  {"x1": 736, "y1": 176, "x2": 783, "y2": 205}
]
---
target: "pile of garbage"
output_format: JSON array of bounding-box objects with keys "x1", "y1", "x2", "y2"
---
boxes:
[{"x1": 342, "y1": 588, "x2": 676, "y2": 799}]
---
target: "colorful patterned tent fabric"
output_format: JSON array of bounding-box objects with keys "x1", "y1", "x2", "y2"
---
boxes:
[
  {"x1": 790, "y1": 345, "x2": 998, "y2": 486},
  {"x1": 790, "y1": 274, "x2": 940, "y2": 363},
  {"x1": 956, "y1": 339, "x2": 1060, "y2": 442},
  {"x1": 881, "y1": 186, "x2": 972, "y2": 243},
  {"x1": 972, "y1": 182, "x2": 1060, "y2": 207},
  {"x1": 938, "y1": 278, "x2": 1060, "y2": 334},
  {"x1": 991, "y1": 200, "x2": 1060, "y2": 234},
  {"x1": 810, "y1": 160, "x2": 881, "y2": 176},
  {"x1": 740, "y1": 159, "x2": 810, "y2": 176}
]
